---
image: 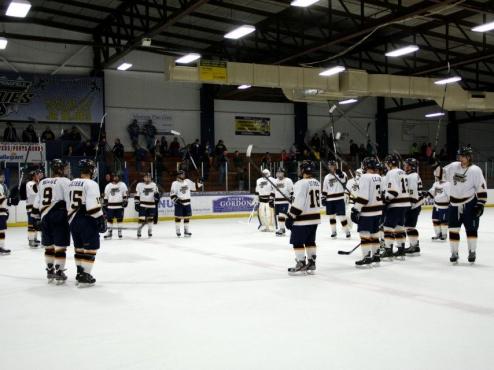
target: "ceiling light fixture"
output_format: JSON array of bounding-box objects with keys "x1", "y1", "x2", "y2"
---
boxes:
[
  {"x1": 339, "y1": 98, "x2": 358, "y2": 105},
  {"x1": 224, "y1": 25, "x2": 256, "y2": 40},
  {"x1": 238, "y1": 85, "x2": 251, "y2": 90},
  {"x1": 434, "y1": 76, "x2": 462, "y2": 85},
  {"x1": 385, "y1": 45, "x2": 419, "y2": 57},
  {"x1": 291, "y1": 0, "x2": 320, "y2": 7},
  {"x1": 472, "y1": 21, "x2": 494, "y2": 33},
  {"x1": 117, "y1": 62, "x2": 132, "y2": 71},
  {"x1": 0, "y1": 38, "x2": 8, "y2": 50},
  {"x1": 6, "y1": 0, "x2": 31, "y2": 18},
  {"x1": 175, "y1": 53, "x2": 201, "y2": 64},
  {"x1": 425, "y1": 112, "x2": 445, "y2": 118},
  {"x1": 319, "y1": 66, "x2": 346, "y2": 77}
]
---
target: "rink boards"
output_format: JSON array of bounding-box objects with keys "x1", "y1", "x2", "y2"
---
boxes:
[{"x1": 7, "y1": 189, "x2": 494, "y2": 227}]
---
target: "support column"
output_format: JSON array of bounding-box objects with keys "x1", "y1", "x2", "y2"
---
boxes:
[
  {"x1": 447, "y1": 111, "x2": 459, "y2": 161},
  {"x1": 200, "y1": 84, "x2": 215, "y2": 146},
  {"x1": 375, "y1": 97, "x2": 388, "y2": 157},
  {"x1": 294, "y1": 102, "x2": 307, "y2": 148}
]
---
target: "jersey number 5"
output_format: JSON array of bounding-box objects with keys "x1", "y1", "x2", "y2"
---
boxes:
[
  {"x1": 69, "y1": 190, "x2": 83, "y2": 210},
  {"x1": 309, "y1": 189, "x2": 320, "y2": 208}
]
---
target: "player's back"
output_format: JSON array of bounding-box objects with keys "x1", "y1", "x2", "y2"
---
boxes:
[
  {"x1": 36, "y1": 177, "x2": 71, "y2": 218},
  {"x1": 291, "y1": 178, "x2": 321, "y2": 226},
  {"x1": 384, "y1": 168, "x2": 410, "y2": 208},
  {"x1": 67, "y1": 178, "x2": 102, "y2": 221},
  {"x1": 358, "y1": 173, "x2": 383, "y2": 216}
]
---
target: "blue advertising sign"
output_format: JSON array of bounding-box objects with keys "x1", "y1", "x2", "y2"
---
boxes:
[
  {"x1": 0, "y1": 73, "x2": 104, "y2": 123},
  {"x1": 213, "y1": 195, "x2": 255, "y2": 213}
]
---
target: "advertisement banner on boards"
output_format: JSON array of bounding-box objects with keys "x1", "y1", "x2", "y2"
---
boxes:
[
  {"x1": 156, "y1": 194, "x2": 255, "y2": 216},
  {"x1": 0, "y1": 73, "x2": 104, "y2": 123},
  {"x1": 0, "y1": 142, "x2": 45, "y2": 163},
  {"x1": 235, "y1": 116, "x2": 271, "y2": 136}
]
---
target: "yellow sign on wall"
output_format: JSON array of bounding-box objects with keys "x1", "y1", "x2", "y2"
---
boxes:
[{"x1": 199, "y1": 60, "x2": 227, "y2": 82}]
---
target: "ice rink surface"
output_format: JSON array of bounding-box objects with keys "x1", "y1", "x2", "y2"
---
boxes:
[{"x1": 1, "y1": 209, "x2": 494, "y2": 370}]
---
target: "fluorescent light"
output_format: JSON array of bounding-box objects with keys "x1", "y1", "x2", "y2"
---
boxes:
[
  {"x1": 224, "y1": 25, "x2": 255, "y2": 40},
  {"x1": 238, "y1": 85, "x2": 251, "y2": 90},
  {"x1": 319, "y1": 66, "x2": 346, "y2": 76},
  {"x1": 291, "y1": 0, "x2": 320, "y2": 6},
  {"x1": 472, "y1": 21, "x2": 494, "y2": 32},
  {"x1": 6, "y1": 0, "x2": 31, "y2": 18},
  {"x1": 339, "y1": 98, "x2": 358, "y2": 105},
  {"x1": 425, "y1": 112, "x2": 445, "y2": 118},
  {"x1": 385, "y1": 45, "x2": 419, "y2": 57},
  {"x1": 117, "y1": 62, "x2": 132, "y2": 71},
  {"x1": 175, "y1": 53, "x2": 201, "y2": 64},
  {"x1": 0, "y1": 38, "x2": 7, "y2": 50},
  {"x1": 434, "y1": 76, "x2": 462, "y2": 85}
]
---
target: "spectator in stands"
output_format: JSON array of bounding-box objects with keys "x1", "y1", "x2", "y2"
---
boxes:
[
  {"x1": 100, "y1": 173, "x2": 111, "y2": 195},
  {"x1": 81, "y1": 140, "x2": 95, "y2": 157},
  {"x1": 358, "y1": 144, "x2": 367, "y2": 162},
  {"x1": 159, "y1": 136, "x2": 168, "y2": 157},
  {"x1": 217, "y1": 150, "x2": 229, "y2": 186},
  {"x1": 420, "y1": 142, "x2": 427, "y2": 159},
  {"x1": 112, "y1": 138, "x2": 124, "y2": 172},
  {"x1": 22, "y1": 124, "x2": 38, "y2": 143},
  {"x1": 134, "y1": 144, "x2": 147, "y2": 173},
  {"x1": 349, "y1": 139, "x2": 359, "y2": 160},
  {"x1": 128, "y1": 119, "x2": 140, "y2": 146},
  {"x1": 190, "y1": 139, "x2": 202, "y2": 165},
  {"x1": 426, "y1": 142, "x2": 433, "y2": 161},
  {"x1": 69, "y1": 126, "x2": 82, "y2": 141},
  {"x1": 41, "y1": 126, "x2": 55, "y2": 142},
  {"x1": 215, "y1": 140, "x2": 227, "y2": 157},
  {"x1": 260, "y1": 152, "x2": 272, "y2": 169},
  {"x1": 310, "y1": 133, "x2": 321, "y2": 151},
  {"x1": 281, "y1": 149, "x2": 289, "y2": 163},
  {"x1": 366, "y1": 140, "x2": 373, "y2": 156},
  {"x1": 65, "y1": 145, "x2": 74, "y2": 156},
  {"x1": 3, "y1": 122, "x2": 18, "y2": 142},
  {"x1": 98, "y1": 137, "x2": 108, "y2": 162},
  {"x1": 233, "y1": 151, "x2": 245, "y2": 190},
  {"x1": 311, "y1": 147, "x2": 321, "y2": 161},
  {"x1": 302, "y1": 149, "x2": 310, "y2": 161},
  {"x1": 169, "y1": 137, "x2": 180, "y2": 157},
  {"x1": 289, "y1": 143, "x2": 298, "y2": 160},
  {"x1": 143, "y1": 119, "x2": 157, "y2": 152},
  {"x1": 410, "y1": 142, "x2": 419, "y2": 158}
]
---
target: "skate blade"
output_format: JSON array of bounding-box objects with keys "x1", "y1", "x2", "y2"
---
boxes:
[
  {"x1": 55, "y1": 279, "x2": 67, "y2": 285},
  {"x1": 306, "y1": 270, "x2": 315, "y2": 275},
  {"x1": 47, "y1": 278, "x2": 55, "y2": 284},
  {"x1": 405, "y1": 252, "x2": 421, "y2": 257},
  {"x1": 288, "y1": 270, "x2": 307, "y2": 276},
  {"x1": 0, "y1": 252, "x2": 11, "y2": 256},
  {"x1": 77, "y1": 282, "x2": 95, "y2": 288},
  {"x1": 355, "y1": 264, "x2": 372, "y2": 269}
]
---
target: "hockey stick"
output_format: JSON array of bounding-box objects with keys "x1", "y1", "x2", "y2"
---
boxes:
[
  {"x1": 108, "y1": 225, "x2": 142, "y2": 231},
  {"x1": 93, "y1": 113, "x2": 108, "y2": 162},
  {"x1": 337, "y1": 242, "x2": 361, "y2": 255},
  {"x1": 248, "y1": 202, "x2": 258, "y2": 224},
  {"x1": 170, "y1": 130, "x2": 200, "y2": 174}
]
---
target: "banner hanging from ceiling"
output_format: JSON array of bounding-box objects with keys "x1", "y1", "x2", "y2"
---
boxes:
[{"x1": 0, "y1": 73, "x2": 104, "y2": 123}]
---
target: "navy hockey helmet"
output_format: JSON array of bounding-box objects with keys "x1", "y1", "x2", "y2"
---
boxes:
[
  {"x1": 327, "y1": 160, "x2": 337, "y2": 168},
  {"x1": 384, "y1": 154, "x2": 400, "y2": 167},
  {"x1": 51, "y1": 159, "x2": 66, "y2": 175},
  {"x1": 299, "y1": 160, "x2": 315, "y2": 176},
  {"x1": 176, "y1": 170, "x2": 186, "y2": 178},
  {"x1": 362, "y1": 157, "x2": 378, "y2": 171},
  {"x1": 457, "y1": 146, "x2": 473, "y2": 157},
  {"x1": 111, "y1": 172, "x2": 120, "y2": 182},
  {"x1": 276, "y1": 168, "x2": 286, "y2": 178},
  {"x1": 404, "y1": 157, "x2": 418, "y2": 172},
  {"x1": 78, "y1": 159, "x2": 96, "y2": 178}
]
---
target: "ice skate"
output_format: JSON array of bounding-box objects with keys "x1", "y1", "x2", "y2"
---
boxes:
[
  {"x1": 148, "y1": 229, "x2": 152, "y2": 238},
  {"x1": 405, "y1": 243, "x2": 421, "y2": 256},
  {"x1": 34, "y1": 239, "x2": 41, "y2": 246},
  {"x1": 468, "y1": 251, "x2": 476, "y2": 264},
  {"x1": 29, "y1": 240, "x2": 38, "y2": 248},
  {"x1": 450, "y1": 253, "x2": 459, "y2": 264},
  {"x1": 346, "y1": 232, "x2": 351, "y2": 239},
  {"x1": 176, "y1": 232, "x2": 182, "y2": 238},
  {"x1": 355, "y1": 253, "x2": 373, "y2": 268},
  {"x1": 104, "y1": 230, "x2": 113, "y2": 240},
  {"x1": 118, "y1": 229, "x2": 122, "y2": 239},
  {"x1": 46, "y1": 266, "x2": 55, "y2": 282},
  {"x1": 288, "y1": 259, "x2": 307, "y2": 275},
  {"x1": 331, "y1": 232, "x2": 337, "y2": 238},
  {"x1": 306, "y1": 257, "x2": 316, "y2": 274},
  {"x1": 275, "y1": 228, "x2": 285, "y2": 236},
  {"x1": 184, "y1": 231, "x2": 192, "y2": 237},
  {"x1": 75, "y1": 266, "x2": 83, "y2": 285},
  {"x1": 77, "y1": 272, "x2": 96, "y2": 287},
  {"x1": 372, "y1": 253, "x2": 381, "y2": 265},
  {"x1": 137, "y1": 229, "x2": 142, "y2": 238},
  {"x1": 0, "y1": 247, "x2": 11, "y2": 255},
  {"x1": 54, "y1": 269, "x2": 67, "y2": 284},
  {"x1": 432, "y1": 234, "x2": 443, "y2": 241},
  {"x1": 381, "y1": 247, "x2": 394, "y2": 260},
  {"x1": 393, "y1": 246, "x2": 406, "y2": 260}
]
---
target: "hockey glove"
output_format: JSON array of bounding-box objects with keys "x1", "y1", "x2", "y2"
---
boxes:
[
  {"x1": 474, "y1": 203, "x2": 484, "y2": 218},
  {"x1": 153, "y1": 211, "x2": 158, "y2": 225},
  {"x1": 285, "y1": 215, "x2": 294, "y2": 230},
  {"x1": 96, "y1": 216, "x2": 107, "y2": 234},
  {"x1": 135, "y1": 202, "x2": 140, "y2": 212},
  {"x1": 122, "y1": 199, "x2": 128, "y2": 208},
  {"x1": 321, "y1": 196, "x2": 327, "y2": 207},
  {"x1": 154, "y1": 193, "x2": 161, "y2": 204},
  {"x1": 350, "y1": 208, "x2": 360, "y2": 224},
  {"x1": 8, "y1": 195, "x2": 19, "y2": 206},
  {"x1": 269, "y1": 199, "x2": 275, "y2": 208},
  {"x1": 336, "y1": 169, "x2": 344, "y2": 178}
]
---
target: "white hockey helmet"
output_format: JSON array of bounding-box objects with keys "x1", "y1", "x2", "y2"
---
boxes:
[
  {"x1": 355, "y1": 168, "x2": 363, "y2": 179},
  {"x1": 262, "y1": 169, "x2": 271, "y2": 177}
]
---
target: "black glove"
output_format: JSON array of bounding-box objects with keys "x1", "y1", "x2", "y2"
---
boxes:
[
  {"x1": 153, "y1": 211, "x2": 158, "y2": 225},
  {"x1": 154, "y1": 193, "x2": 160, "y2": 204},
  {"x1": 96, "y1": 216, "x2": 107, "y2": 234},
  {"x1": 350, "y1": 208, "x2": 360, "y2": 224},
  {"x1": 269, "y1": 199, "x2": 274, "y2": 208},
  {"x1": 174, "y1": 198, "x2": 182, "y2": 205},
  {"x1": 285, "y1": 216, "x2": 294, "y2": 230},
  {"x1": 321, "y1": 197, "x2": 327, "y2": 207},
  {"x1": 8, "y1": 195, "x2": 19, "y2": 206},
  {"x1": 336, "y1": 169, "x2": 344, "y2": 178},
  {"x1": 135, "y1": 202, "x2": 140, "y2": 212},
  {"x1": 122, "y1": 199, "x2": 128, "y2": 208},
  {"x1": 474, "y1": 203, "x2": 484, "y2": 218},
  {"x1": 103, "y1": 206, "x2": 108, "y2": 217}
]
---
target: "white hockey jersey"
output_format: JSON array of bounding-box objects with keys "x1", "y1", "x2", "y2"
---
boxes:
[
  {"x1": 443, "y1": 162, "x2": 487, "y2": 206},
  {"x1": 170, "y1": 179, "x2": 197, "y2": 206},
  {"x1": 104, "y1": 182, "x2": 128, "y2": 209},
  {"x1": 0, "y1": 183, "x2": 7, "y2": 217},
  {"x1": 274, "y1": 177, "x2": 294, "y2": 205},
  {"x1": 135, "y1": 181, "x2": 159, "y2": 208},
  {"x1": 354, "y1": 174, "x2": 383, "y2": 217},
  {"x1": 346, "y1": 177, "x2": 359, "y2": 204},
  {"x1": 25, "y1": 180, "x2": 39, "y2": 212},
  {"x1": 67, "y1": 178, "x2": 103, "y2": 222},
  {"x1": 33, "y1": 177, "x2": 71, "y2": 219},
  {"x1": 428, "y1": 181, "x2": 450, "y2": 209},
  {"x1": 255, "y1": 177, "x2": 275, "y2": 203},
  {"x1": 288, "y1": 178, "x2": 321, "y2": 226},
  {"x1": 322, "y1": 172, "x2": 347, "y2": 202},
  {"x1": 406, "y1": 172, "x2": 424, "y2": 209},
  {"x1": 383, "y1": 168, "x2": 411, "y2": 208}
]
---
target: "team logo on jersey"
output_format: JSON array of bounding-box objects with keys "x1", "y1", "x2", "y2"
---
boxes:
[
  {"x1": 180, "y1": 186, "x2": 188, "y2": 194},
  {"x1": 328, "y1": 178, "x2": 337, "y2": 187},
  {"x1": 143, "y1": 188, "x2": 154, "y2": 195},
  {"x1": 453, "y1": 173, "x2": 467, "y2": 185},
  {"x1": 259, "y1": 181, "x2": 268, "y2": 187},
  {"x1": 110, "y1": 188, "x2": 120, "y2": 196},
  {"x1": 276, "y1": 182, "x2": 285, "y2": 189}
]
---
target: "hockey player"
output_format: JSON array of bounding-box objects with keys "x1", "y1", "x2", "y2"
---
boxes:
[
  {"x1": 351, "y1": 157, "x2": 383, "y2": 267},
  {"x1": 170, "y1": 170, "x2": 201, "y2": 237},
  {"x1": 427, "y1": 166, "x2": 450, "y2": 241},
  {"x1": 0, "y1": 171, "x2": 10, "y2": 255},
  {"x1": 103, "y1": 173, "x2": 128, "y2": 239},
  {"x1": 345, "y1": 168, "x2": 362, "y2": 230},
  {"x1": 285, "y1": 161, "x2": 321, "y2": 274},
  {"x1": 135, "y1": 172, "x2": 160, "y2": 238},
  {"x1": 273, "y1": 168, "x2": 293, "y2": 236},
  {"x1": 443, "y1": 146, "x2": 487, "y2": 264},
  {"x1": 255, "y1": 169, "x2": 275, "y2": 232},
  {"x1": 26, "y1": 169, "x2": 44, "y2": 248},
  {"x1": 32, "y1": 159, "x2": 71, "y2": 283},
  {"x1": 403, "y1": 158, "x2": 424, "y2": 256},
  {"x1": 67, "y1": 159, "x2": 107, "y2": 286},
  {"x1": 322, "y1": 160, "x2": 350, "y2": 238},
  {"x1": 381, "y1": 154, "x2": 410, "y2": 260}
]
